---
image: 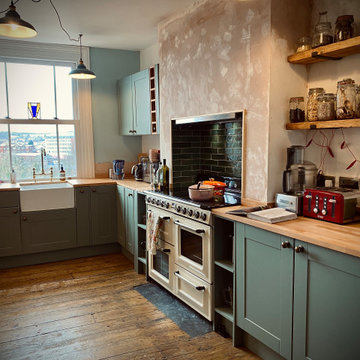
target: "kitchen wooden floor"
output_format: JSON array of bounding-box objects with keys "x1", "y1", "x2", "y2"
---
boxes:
[{"x1": 0, "y1": 253, "x2": 260, "y2": 360}]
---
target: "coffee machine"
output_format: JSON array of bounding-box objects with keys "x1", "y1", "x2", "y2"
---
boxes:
[{"x1": 277, "y1": 146, "x2": 317, "y2": 214}]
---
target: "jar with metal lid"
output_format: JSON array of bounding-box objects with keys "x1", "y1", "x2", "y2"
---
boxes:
[
  {"x1": 289, "y1": 97, "x2": 305, "y2": 123},
  {"x1": 317, "y1": 93, "x2": 336, "y2": 121},
  {"x1": 335, "y1": 15, "x2": 354, "y2": 42},
  {"x1": 307, "y1": 88, "x2": 325, "y2": 121},
  {"x1": 312, "y1": 11, "x2": 333, "y2": 48},
  {"x1": 355, "y1": 85, "x2": 360, "y2": 119},
  {"x1": 336, "y1": 78, "x2": 356, "y2": 119},
  {"x1": 296, "y1": 36, "x2": 311, "y2": 53}
]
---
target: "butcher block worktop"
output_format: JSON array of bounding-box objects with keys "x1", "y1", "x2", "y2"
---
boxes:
[{"x1": 212, "y1": 206, "x2": 360, "y2": 258}]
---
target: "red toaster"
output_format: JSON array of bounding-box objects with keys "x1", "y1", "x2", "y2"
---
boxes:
[{"x1": 303, "y1": 188, "x2": 360, "y2": 224}]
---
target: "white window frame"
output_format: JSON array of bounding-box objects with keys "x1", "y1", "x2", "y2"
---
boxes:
[{"x1": 0, "y1": 39, "x2": 95, "y2": 178}]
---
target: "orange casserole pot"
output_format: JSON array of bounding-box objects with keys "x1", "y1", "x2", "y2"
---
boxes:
[{"x1": 202, "y1": 178, "x2": 227, "y2": 196}]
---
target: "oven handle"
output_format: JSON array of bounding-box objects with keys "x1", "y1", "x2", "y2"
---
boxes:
[
  {"x1": 174, "y1": 220, "x2": 205, "y2": 234},
  {"x1": 147, "y1": 210, "x2": 170, "y2": 221},
  {"x1": 174, "y1": 271, "x2": 206, "y2": 291}
]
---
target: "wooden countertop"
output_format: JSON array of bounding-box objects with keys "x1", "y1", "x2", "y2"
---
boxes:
[
  {"x1": 212, "y1": 206, "x2": 360, "y2": 259},
  {"x1": 0, "y1": 183, "x2": 20, "y2": 191}
]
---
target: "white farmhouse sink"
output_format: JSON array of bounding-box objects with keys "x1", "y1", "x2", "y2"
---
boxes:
[{"x1": 20, "y1": 182, "x2": 74, "y2": 212}]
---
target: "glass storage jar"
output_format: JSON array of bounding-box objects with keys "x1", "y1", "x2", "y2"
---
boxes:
[
  {"x1": 307, "y1": 88, "x2": 325, "y2": 121},
  {"x1": 296, "y1": 36, "x2": 312, "y2": 53},
  {"x1": 317, "y1": 93, "x2": 336, "y2": 121},
  {"x1": 289, "y1": 97, "x2": 305, "y2": 123},
  {"x1": 355, "y1": 85, "x2": 360, "y2": 119},
  {"x1": 312, "y1": 11, "x2": 333, "y2": 48},
  {"x1": 336, "y1": 78, "x2": 356, "y2": 119},
  {"x1": 335, "y1": 15, "x2": 354, "y2": 42}
]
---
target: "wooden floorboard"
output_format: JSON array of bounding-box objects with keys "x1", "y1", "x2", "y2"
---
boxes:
[{"x1": 0, "y1": 253, "x2": 260, "y2": 360}]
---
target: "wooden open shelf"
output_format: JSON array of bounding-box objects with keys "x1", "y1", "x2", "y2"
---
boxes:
[
  {"x1": 287, "y1": 36, "x2": 360, "y2": 64},
  {"x1": 286, "y1": 119, "x2": 360, "y2": 130}
]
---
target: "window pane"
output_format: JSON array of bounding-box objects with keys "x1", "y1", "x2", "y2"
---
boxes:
[
  {"x1": 10, "y1": 124, "x2": 57, "y2": 180},
  {"x1": 55, "y1": 66, "x2": 74, "y2": 120},
  {"x1": 7, "y1": 63, "x2": 55, "y2": 119},
  {"x1": 0, "y1": 124, "x2": 10, "y2": 180},
  {"x1": 58, "y1": 125, "x2": 77, "y2": 177},
  {"x1": 0, "y1": 62, "x2": 7, "y2": 118}
]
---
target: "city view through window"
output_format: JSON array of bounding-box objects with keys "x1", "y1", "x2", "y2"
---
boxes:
[{"x1": 0, "y1": 60, "x2": 77, "y2": 181}]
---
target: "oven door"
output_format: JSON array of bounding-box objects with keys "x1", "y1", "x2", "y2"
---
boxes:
[
  {"x1": 174, "y1": 216, "x2": 212, "y2": 283},
  {"x1": 147, "y1": 206, "x2": 174, "y2": 246},
  {"x1": 148, "y1": 238, "x2": 175, "y2": 293},
  {"x1": 174, "y1": 264, "x2": 212, "y2": 321}
]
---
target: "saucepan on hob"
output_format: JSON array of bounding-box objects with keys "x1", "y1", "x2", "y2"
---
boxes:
[{"x1": 188, "y1": 182, "x2": 215, "y2": 201}]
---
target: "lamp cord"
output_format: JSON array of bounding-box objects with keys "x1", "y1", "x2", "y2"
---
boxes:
[{"x1": 1, "y1": 0, "x2": 80, "y2": 43}]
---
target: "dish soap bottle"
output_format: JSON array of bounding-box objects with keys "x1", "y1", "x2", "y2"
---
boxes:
[
  {"x1": 59, "y1": 165, "x2": 66, "y2": 181},
  {"x1": 10, "y1": 169, "x2": 16, "y2": 184}
]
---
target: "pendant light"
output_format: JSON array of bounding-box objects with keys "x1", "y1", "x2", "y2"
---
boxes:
[
  {"x1": 69, "y1": 34, "x2": 96, "y2": 80},
  {"x1": 0, "y1": 1, "x2": 37, "y2": 38}
]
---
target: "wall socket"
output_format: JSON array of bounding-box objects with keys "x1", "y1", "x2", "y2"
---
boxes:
[{"x1": 339, "y1": 177, "x2": 359, "y2": 189}]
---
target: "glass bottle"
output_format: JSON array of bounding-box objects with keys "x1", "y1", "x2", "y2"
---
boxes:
[
  {"x1": 355, "y1": 85, "x2": 360, "y2": 119},
  {"x1": 289, "y1": 97, "x2": 305, "y2": 123},
  {"x1": 312, "y1": 11, "x2": 333, "y2": 48},
  {"x1": 160, "y1": 159, "x2": 169, "y2": 193},
  {"x1": 10, "y1": 169, "x2": 16, "y2": 184},
  {"x1": 317, "y1": 93, "x2": 336, "y2": 121},
  {"x1": 307, "y1": 88, "x2": 325, "y2": 121},
  {"x1": 155, "y1": 161, "x2": 162, "y2": 192},
  {"x1": 334, "y1": 15, "x2": 354, "y2": 42},
  {"x1": 296, "y1": 36, "x2": 311, "y2": 53},
  {"x1": 336, "y1": 78, "x2": 356, "y2": 119}
]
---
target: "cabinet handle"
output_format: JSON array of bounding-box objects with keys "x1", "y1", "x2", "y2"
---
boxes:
[
  {"x1": 129, "y1": 130, "x2": 133, "y2": 134},
  {"x1": 295, "y1": 245, "x2": 305, "y2": 253},
  {"x1": 80, "y1": 189, "x2": 84, "y2": 193},
  {"x1": 128, "y1": 193, "x2": 133, "y2": 197},
  {"x1": 281, "y1": 241, "x2": 290, "y2": 248},
  {"x1": 22, "y1": 216, "x2": 27, "y2": 221},
  {"x1": 13, "y1": 209, "x2": 18, "y2": 214},
  {"x1": 133, "y1": 129, "x2": 137, "y2": 134},
  {"x1": 92, "y1": 188, "x2": 96, "y2": 192}
]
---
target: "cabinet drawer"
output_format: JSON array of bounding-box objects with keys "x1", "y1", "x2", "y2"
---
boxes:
[{"x1": 0, "y1": 191, "x2": 19, "y2": 208}]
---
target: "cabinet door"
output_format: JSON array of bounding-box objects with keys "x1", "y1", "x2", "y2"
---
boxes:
[
  {"x1": 132, "y1": 69, "x2": 151, "y2": 135},
  {"x1": 116, "y1": 185, "x2": 126, "y2": 247},
  {"x1": 75, "y1": 187, "x2": 91, "y2": 247},
  {"x1": 293, "y1": 241, "x2": 360, "y2": 360},
  {"x1": 90, "y1": 185, "x2": 117, "y2": 245},
  {"x1": 124, "y1": 188, "x2": 135, "y2": 254},
  {"x1": 117, "y1": 75, "x2": 134, "y2": 135},
  {"x1": 236, "y1": 224, "x2": 293, "y2": 359},
  {"x1": 21, "y1": 209, "x2": 76, "y2": 253},
  {"x1": 0, "y1": 207, "x2": 22, "y2": 256}
]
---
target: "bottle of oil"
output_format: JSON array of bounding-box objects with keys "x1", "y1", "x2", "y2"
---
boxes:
[
  {"x1": 160, "y1": 159, "x2": 169, "y2": 193},
  {"x1": 59, "y1": 164, "x2": 66, "y2": 181}
]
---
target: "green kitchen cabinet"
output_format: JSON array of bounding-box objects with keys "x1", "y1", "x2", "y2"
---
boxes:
[
  {"x1": 21, "y1": 208, "x2": 76, "y2": 254},
  {"x1": 116, "y1": 185, "x2": 126, "y2": 248},
  {"x1": 117, "y1": 69, "x2": 151, "y2": 136},
  {"x1": 75, "y1": 185, "x2": 117, "y2": 246},
  {"x1": 236, "y1": 224, "x2": 293, "y2": 359},
  {"x1": 124, "y1": 187, "x2": 136, "y2": 254},
  {"x1": 292, "y1": 241, "x2": 360, "y2": 360}
]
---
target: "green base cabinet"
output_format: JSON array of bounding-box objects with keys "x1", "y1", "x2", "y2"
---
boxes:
[
  {"x1": 293, "y1": 241, "x2": 360, "y2": 360},
  {"x1": 21, "y1": 208, "x2": 76, "y2": 254},
  {"x1": 236, "y1": 223, "x2": 360, "y2": 360},
  {"x1": 116, "y1": 185, "x2": 126, "y2": 248},
  {"x1": 0, "y1": 207, "x2": 21, "y2": 256},
  {"x1": 236, "y1": 224, "x2": 293, "y2": 359}
]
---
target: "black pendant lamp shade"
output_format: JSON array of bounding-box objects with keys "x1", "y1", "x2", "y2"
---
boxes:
[
  {"x1": 69, "y1": 34, "x2": 96, "y2": 80},
  {"x1": 0, "y1": 2, "x2": 37, "y2": 38}
]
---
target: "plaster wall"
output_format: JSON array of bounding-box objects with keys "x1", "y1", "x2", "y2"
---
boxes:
[{"x1": 159, "y1": 0, "x2": 272, "y2": 202}]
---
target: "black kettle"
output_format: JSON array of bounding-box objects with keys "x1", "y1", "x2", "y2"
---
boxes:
[{"x1": 131, "y1": 163, "x2": 143, "y2": 181}]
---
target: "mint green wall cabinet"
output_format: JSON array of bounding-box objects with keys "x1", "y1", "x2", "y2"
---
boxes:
[
  {"x1": 0, "y1": 207, "x2": 21, "y2": 256},
  {"x1": 116, "y1": 185, "x2": 126, "y2": 248},
  {"x1": 236, "y1": 224, "x2": 293, "y2": 359},
  {"x1": 90, "y1": 185, "x2": 117, "y2": 245},
  {"x1": 21, "y1": 209, "x2": 76, "y2": 254},
  {"x1": 75, "y1": 185, "x2": 117, "y2": 246},
  {"x1": 117, "y1": 69, "x2": 151, "y2": 136},
  {"x1": 292, "y1": 241, "x2": 360, "y2": 360},
  {"x1": 124, "y1": 188, "x2": 135, "y2": 254}
]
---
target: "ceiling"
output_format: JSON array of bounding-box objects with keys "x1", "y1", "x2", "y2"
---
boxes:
[{"x1": 0, "y1": 0, "x2": 196, "y2": 50}]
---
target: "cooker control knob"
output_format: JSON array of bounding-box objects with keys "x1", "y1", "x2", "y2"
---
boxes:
[
  {"x1": 166, "y1": 202, "x2": 170, "y2": 209},
  {"x1": 156, "y1": 199, "x2": 161, "y2": 206},
  {"x1": 147, "y1": 197, "x2": 151, "y2": 203},
  {"x1": 176, "y1": 205, "x2": 181, "y2": 212},
  {"x1": 188, "y1": 209, "x2": 193, "y2": 216},
  {"x1": 161, "y1": 201, "x2": 165, "y2": 207},
  {"x1": 321, "y1": 209, "x2": 327, "y2": 216},
  {"x1": 151, "y1": 199, "x2": 155, "y2": 204},
  {"x1": 195, "y1": 211, "x2": 200, "y2": 219},
  {"x1": 313, "y1": 207, "x2": 319, "y2": 214},
  {"x1": 182, "y1": 207, "x2": 187, "y2": 215},
  {"x1": 201, "y1": 213, "x2": 207, "y2": 221}
]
